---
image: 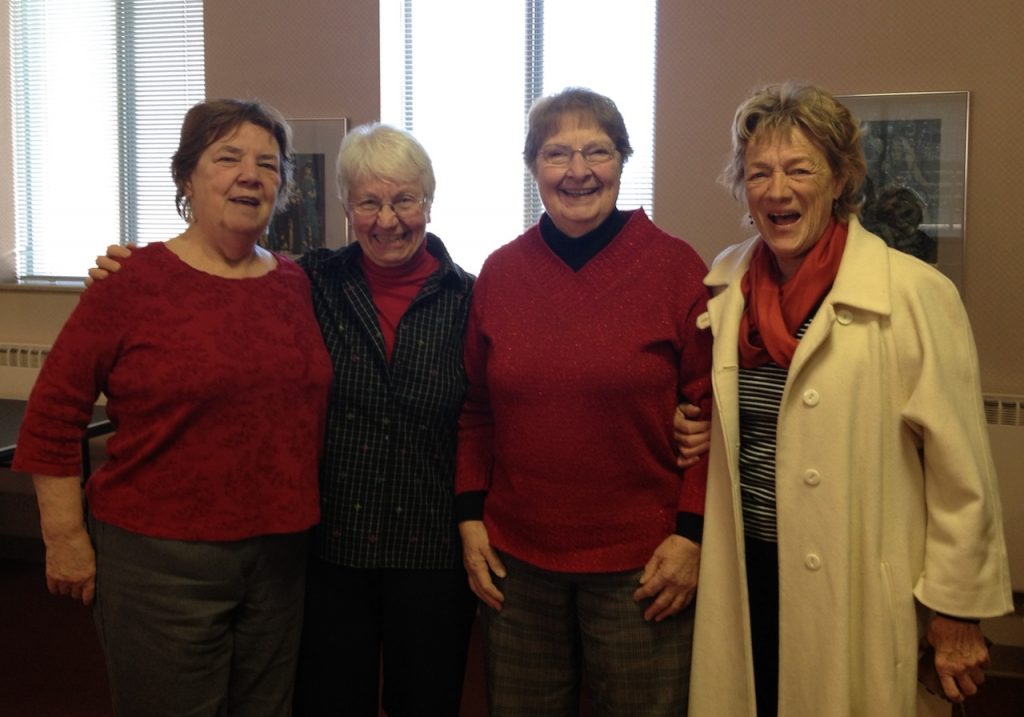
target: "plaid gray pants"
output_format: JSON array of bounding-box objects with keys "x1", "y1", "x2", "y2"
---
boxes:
[{"x1": 483, "y1": 551, "x2": 694, "y2": 717}]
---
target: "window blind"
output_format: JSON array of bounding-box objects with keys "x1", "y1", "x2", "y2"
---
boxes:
[
  {"x1": 10, "y1": 0, "x2": 204, "y2": 280},
  {"x1": 380, "y1": 0, "x2": 658, "y2": 275}
]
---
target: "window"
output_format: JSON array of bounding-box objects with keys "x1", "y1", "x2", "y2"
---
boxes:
[
  {"x1": 9, "y1": 0, "x2": 205, "y2": 280},
  {"x1": 380, "y1": 0, "x2": 658, "y2": 274}
]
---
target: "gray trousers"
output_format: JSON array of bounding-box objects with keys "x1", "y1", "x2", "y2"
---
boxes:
[
  {"x1": 89, "y1": 518, "x2": 307, "y2": 717},
  {"x1": 483, "y1": 551, "x2": 694, "y2": 717}
]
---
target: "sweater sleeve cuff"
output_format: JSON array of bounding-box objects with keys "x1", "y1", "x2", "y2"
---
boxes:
[
  {"x1": 675, "y1": 512, "x2": 703, "y2": 544},
  {"x1": 936, "y1": 611, "x2": 981, "y2": 624},
  {"x1": 454, "y1": 491, "x2": 486, "y2": 523}
]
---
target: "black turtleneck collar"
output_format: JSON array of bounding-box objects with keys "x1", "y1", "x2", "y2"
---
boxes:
[{"x1": 539, "y1": 209, "x2": 627, "y2": 271}]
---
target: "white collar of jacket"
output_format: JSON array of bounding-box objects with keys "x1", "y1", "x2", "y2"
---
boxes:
[{"x1": 703, "y1": 214, "x2": 894, "y2": 318}]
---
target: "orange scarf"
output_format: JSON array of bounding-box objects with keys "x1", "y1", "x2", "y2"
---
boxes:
[{"x1": 738, "y1": 218, "x2": 848, "y2": 369}]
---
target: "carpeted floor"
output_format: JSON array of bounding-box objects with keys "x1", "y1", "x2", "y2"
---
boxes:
[{"x1": 0, "y1": 557, "x2": 113, "y2": 717}]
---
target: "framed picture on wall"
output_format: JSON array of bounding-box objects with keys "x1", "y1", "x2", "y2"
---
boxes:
[
  {"x1": 262, "y1": 118, "x2": 349, "y2": 256},
  {"x1": 836, "y1": 92, "x2": 969, "y2": 295}
]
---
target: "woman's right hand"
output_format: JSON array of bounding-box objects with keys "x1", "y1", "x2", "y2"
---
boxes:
[
  {"x1": 43, "y1": 527, "x2": 96, "y2": 605},
  {"x1": 674, "y1": 403, "x2": 711, "y2": 468},
  {"x1": 34, "y1": 474, "x2": 96, "y2": 604},
  {"x1": 84, "y1": 243, "x2": 134, "y2": 287},
  {"x1": 459, "y1": 520, "x2": 506, "y2": 611}
]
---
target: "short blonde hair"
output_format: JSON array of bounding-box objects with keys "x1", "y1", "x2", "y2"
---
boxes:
[{"x1": 721, "y1": 82, "x2": 867, "y2": 218}]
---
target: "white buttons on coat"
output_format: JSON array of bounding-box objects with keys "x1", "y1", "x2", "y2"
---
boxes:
[
  {"x1": 836, "y1": 309, "x2": 854, "y2": 325},
  {"x1": 803, "y1": 469, "x2": 821, "y2": 487},
  {"x1": 804, "y1": 553, "x2": 822, "y2": 571},
  {"x1": 802, "y1": 389, "x2": 820, "y2": 406}
]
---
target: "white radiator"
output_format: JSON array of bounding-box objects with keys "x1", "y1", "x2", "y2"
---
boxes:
[
  {"x1": 985, "y1": 395, "x2": 1024, "y2": 592},
  {"x1": 0, "y1": 343, "x2": 48, "y2": 400},
  {"x1": 0, "y1": 344, "x2": 50, "y2": 538}
]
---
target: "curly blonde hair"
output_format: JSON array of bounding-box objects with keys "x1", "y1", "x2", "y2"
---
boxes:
[{"x1": 721, "y1": 82, "x2": 867, "y2": 219}]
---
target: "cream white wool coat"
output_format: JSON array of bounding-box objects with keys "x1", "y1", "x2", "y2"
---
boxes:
[{"x1": 688, "y1": 217, "x2": 1013, "y2": 716}]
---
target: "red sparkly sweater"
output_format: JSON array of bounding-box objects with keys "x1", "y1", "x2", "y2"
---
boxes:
[
  {"x1": 455, "y1": 209, "x2": 713, "y2": 572},
  {"x1": 13, "y1": 244, "x2": 333, "y2": 541}
]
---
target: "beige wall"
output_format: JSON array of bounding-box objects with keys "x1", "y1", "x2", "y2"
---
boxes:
[
  {"x1": 204, "y1": 0, "x2": 380, "y2": 129},
  {"x1": 0, "y1": 288, "x2": 79, "y2": 344},
  {"x1": 655, "y1": 0, "x2": 1024, "y2": 394},
  {"x1": 2, "y1": 0, "x2": 1021, "y2": 395}
]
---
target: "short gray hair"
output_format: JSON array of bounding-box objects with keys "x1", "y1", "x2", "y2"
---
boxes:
[{"x1": 336, "y1": 123, "x2": 436, "y2": 206}]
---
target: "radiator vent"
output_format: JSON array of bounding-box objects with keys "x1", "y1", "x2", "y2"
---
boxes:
[
  {"x1": 983, "y1": 395, "x2": 1024, "y2": 427},
  {"x1": 0, "y1": 344, "x2": 50, "y2": 369}
]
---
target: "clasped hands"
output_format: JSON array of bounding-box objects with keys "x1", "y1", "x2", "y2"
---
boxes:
[{"x1": 459, "y1": 521, "x2": 699, "y2": 622}]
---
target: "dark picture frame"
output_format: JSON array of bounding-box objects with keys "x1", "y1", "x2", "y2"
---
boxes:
[
  {"x1": 262, "y1": 118, "x2": 349, "y2": 255},
  {"x1": 836, "y1": 92, "x2": 969, "y2": 295}
]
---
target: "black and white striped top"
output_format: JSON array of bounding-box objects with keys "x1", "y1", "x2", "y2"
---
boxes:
[{"x1": 737, "y1": 315, "x2": 813, "y2": 543}]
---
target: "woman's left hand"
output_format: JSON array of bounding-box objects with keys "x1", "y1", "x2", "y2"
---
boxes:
[
  {"x1": 459, "y1": 520, "x2": 506, "y2": 611},
  {"x1": 926, "y1": 614, "x2": 991, "y2": 702},
  {"x1": 633, "y1": 535, "x2": 700, "y2": 621}
]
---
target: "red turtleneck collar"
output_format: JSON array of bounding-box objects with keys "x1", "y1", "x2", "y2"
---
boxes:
[{"x1": 360, "y1": 238, "x2": 439, "y2": 361}]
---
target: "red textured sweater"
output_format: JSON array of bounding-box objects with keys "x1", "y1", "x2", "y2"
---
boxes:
[
  {"x1": 13, "y1": 244, "x2": 333, "y2": 541},
  {"x1": 455, "y1": 209, "x2": 713, "y2": 572}
]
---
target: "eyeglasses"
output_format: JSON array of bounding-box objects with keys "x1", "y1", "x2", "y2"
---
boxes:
[
  {"x1": 538, "y1": 143, "x2": 618, "y2": 167},
  {"x1": 350, "y1": 195, "x2": 427, "y2": 218}
]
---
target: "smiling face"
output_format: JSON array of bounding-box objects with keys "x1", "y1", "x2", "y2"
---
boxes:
[
  {"x1": 743, "y1": 126, "x2": 844, "y2": 279},
  {"x1": 534, "y1": 114, "x2": 622, "y2": 237},
  {"x1": 347, "y1": 177, "x2": 429, "y2": 267},
  {"x1": 184, "y1": 122, "x2": 282, "y2": 243}
]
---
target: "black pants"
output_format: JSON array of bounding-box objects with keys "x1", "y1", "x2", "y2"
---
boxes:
[
  {"x1": 293, "y1": 560, "x2": 478, "y2": 717},
  {"x1": 745, "y1": 536, "x2": 779, "y2": 717}
]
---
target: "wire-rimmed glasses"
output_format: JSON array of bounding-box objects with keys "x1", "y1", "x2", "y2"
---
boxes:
[
  {"x1": 350, "y1": 195, "x2": 427, "y2": 218},
  {"x1": 538, "y1": 143, "x2": 618, "y2": 167}
]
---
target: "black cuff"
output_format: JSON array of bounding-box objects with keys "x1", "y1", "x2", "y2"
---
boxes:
[
  {"x1": 936, "y1": 611, "x2": 981, "y2": 624},
  {"x1": 454, "y1": 491, "x2": 486, "y2": 523},
  {"x1": 675, "y1": 512, "x2": 703, "y2": 544}
]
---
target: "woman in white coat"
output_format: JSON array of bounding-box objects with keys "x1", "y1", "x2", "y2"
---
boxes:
[{"x1": 683, "y1": 82, "x2": 1013, "y2": 716}]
